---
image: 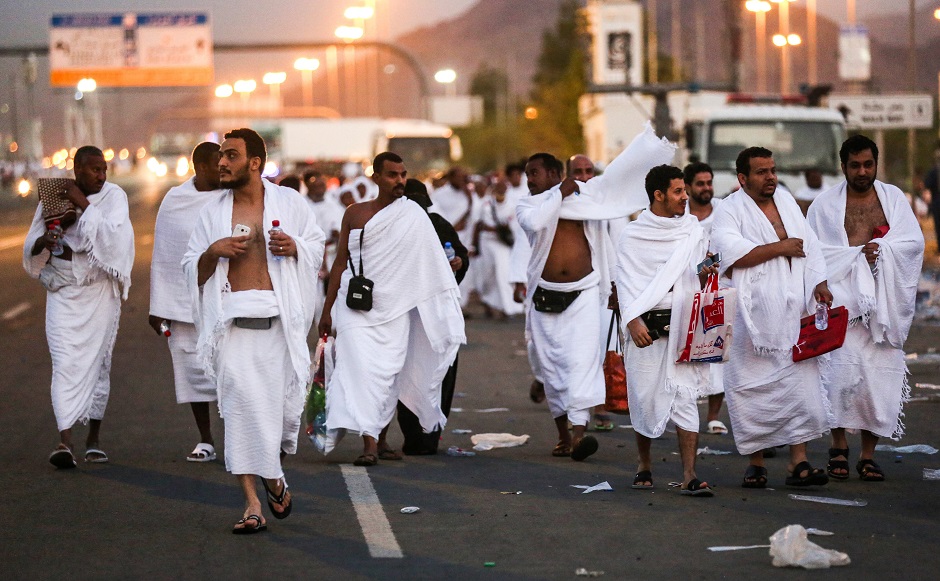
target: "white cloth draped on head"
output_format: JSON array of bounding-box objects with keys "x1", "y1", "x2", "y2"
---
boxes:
[
  {"x1": 616, "y1": 211, "x2": 710, "y2": 436},
  {"x1": 182, "y1": 180, "x2": 326, "y2": 411},
  {"x1": 352, "y1": 176, "x2": 378, "y2": 202},
  {"x1": 711, "y1": 189, "x2": 827, "y2": 354},
  {"x1": 807, "y1": 181, "x2": 924, "y2": 347},
  {"x1": 150, "y1": 177, "x2": 220, "y2": 322},
  {"x1": 324, "y1": 197, "x2": 465, "y2": 452},
  {"x1": 24, "y1": 181, "x2": 135, "y2": 299}
]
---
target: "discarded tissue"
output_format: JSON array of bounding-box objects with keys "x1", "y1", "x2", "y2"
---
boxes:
[
  {"x1": 571, "y1": 481, "x2": 613, "y2": 494},
  {"x1": 400, "y1": 507, "x2": 420, "y2": 514},
  {"x1": 769, "y1": 524, "x2": 850, "y2": 569},
  {"x1": 470, "y1": 433, "x2": 530, "y2": 451},
  {"x1": 874, "y1": 444, "x2": 938, "y2": 455}
]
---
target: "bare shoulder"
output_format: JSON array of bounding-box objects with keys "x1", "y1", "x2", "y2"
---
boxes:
[{"x1": 343, "y1": 201, "x2": 374, "y2": 230}]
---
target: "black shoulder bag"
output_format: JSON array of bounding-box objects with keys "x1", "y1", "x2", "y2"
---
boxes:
[
  {"x1": 346, "y1": 228, "x2": 374, "y2": 311},
  {"x1": 491, "y1": 204, "x2": 515, "y2": 247}
]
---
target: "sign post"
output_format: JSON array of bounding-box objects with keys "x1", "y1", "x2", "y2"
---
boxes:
[{"x1": 49, "y1": 12, "x2": 213, "y2": 87}]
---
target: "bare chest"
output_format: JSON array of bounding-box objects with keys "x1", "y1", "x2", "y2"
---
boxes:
[
  {"x1": 228, "y1": 203, "x2": 272, "y2": 291},
  {"x1": 761, "y1": 205, "x2": 789, "y2": 240},
  {"x1": 844, "y1": 197, "x2": 887, "y2": 246}
]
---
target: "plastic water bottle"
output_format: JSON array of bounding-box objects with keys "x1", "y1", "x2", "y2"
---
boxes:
[
  {"x1": 159, "y1": 320, "x2": 171, "y2": 337},
  {"x1": 312, "y1": 411, "x2": 327, "y2": 452},
  {"x1": 270, "y1": 220, "x2": 284, "y2": 261},
  {"x1": 446, "y1": 446, "x2": 476, "y2": 457},
  {"x1": 815, "y1": 302, "x2": 828, "y2": 331},
  {"x1": 444, "y1": 241, "x2": 456, "y2": 261},
  {"x1": 48, "y1": 220, "x2": 64, "y2": 256}
]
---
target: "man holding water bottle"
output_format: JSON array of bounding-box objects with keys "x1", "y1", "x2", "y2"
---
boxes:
[{"x1": 710, "y1": 147, "x2": 833, "y2": 490}]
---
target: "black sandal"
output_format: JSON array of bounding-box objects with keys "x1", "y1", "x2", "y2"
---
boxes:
[
  {"x1": 262, "y1": 478, "x2": 292, "y2": 520},
  {"x1": 827, "y1": 447, "x2": 850, "y2": 480},
  {"x1": 741, "y1": 464, "x2": 768, "y2": 488},
  {"x1": 785, "y1": 461, "x2": 829, "y2": 487},
  {"x1": 856, "y1": 459, "x2": 885, "y2": 482},
  {"x1": 232, "y1": 514, "x2": 267, "y2": 535},
  {"x1": 681, "y1": 478, "x2": 714, "y2": 497},
  {"x1": 632, "y1": 470, "x2": 653, "y2": 489}
]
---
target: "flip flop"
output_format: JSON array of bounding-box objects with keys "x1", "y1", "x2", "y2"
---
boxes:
[
  {"x1": 741, "y1": 464, "x2": 767, "y2": 488},
  {"x1": 785, "y1": 461, "x2": 829, "y2": 487},
  {"x1": 593, "y1": 414, "x2": 615, "y2": 431},
  {"x1": 187, "y1": 443, "x2": 217, "y2": 463},
  {"x1": 84, "y1": 448, "x2": 109, "y2": 464},
  {"x1": 262, "y1": 478, "x2": 292, "y2": 520},
  {"x1": 571, "y1": 435, "x2": 599, "y2": 461},
  {"x1": 632, "y1": 470, "x2": 653, "y2": 489},
  {"x1": 353, "y1": 453, "x2": 378, "y2": 466},
  {"x1": 232, "y1": 514, "x2": 266, "y2": 535},
  {"x1": 551, "y1": 441, "x2": 571, "y2": 457},
  {"x1": 377, "y1": 449, "x2": 404, "y2": 461},
  {"x1": 680, "y1": 478, "x2": 714, "y2": 497},
  {"x1": 49, "y1": 446, "x2": 76, "y2": 469},
  {"x1": 706, "y1": 420, "x2": 728, "y2": 435}
]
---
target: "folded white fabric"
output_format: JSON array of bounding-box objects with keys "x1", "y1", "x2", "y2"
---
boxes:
[{"x1": 470, "y1": 433, "x2": 530, "y2": 451}]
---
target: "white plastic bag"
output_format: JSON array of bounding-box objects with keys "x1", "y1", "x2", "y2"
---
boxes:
[
  {"x1": 676, "y1": 274, "x2": 735, "y2": 363},
  {"x1": 769, "y1": 525, "x2": 850, "y2": 569}
]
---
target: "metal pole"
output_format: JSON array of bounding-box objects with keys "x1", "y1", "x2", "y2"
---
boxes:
[
  {"x1": 647, "y1": 0, "x2": 658, "y2": 84},
  {"x1": 807, "y1": 0, "x2": 818, "y2": 86},
  {"x1": 779, "y1": 0, "x2": 790, "y2": 94},
  {"x1": 908, "y1": 0, "x2": 917, "y2": 190},
  {"x1": 727, "y1": 0, "x2": 742, "y2": 92},
  {"x1": 671, "y1": 0, "x2": 681, "y2": 81},
  {"x1": 756, "y1": 11, "x2": 767, "y2": 93}
]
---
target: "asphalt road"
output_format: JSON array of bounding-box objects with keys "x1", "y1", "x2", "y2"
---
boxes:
[{"x1": 2, "y1": 178, "x2": 940, "y2": 580}]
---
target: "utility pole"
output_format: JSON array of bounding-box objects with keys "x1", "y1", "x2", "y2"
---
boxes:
[
  {"x1": 726, "y1": 0, "x2": 742, "y2": 92},
  {"x1": 908, "y1": 0, "x2": 917, "y2": 191},
  {"x1": 647, "y1": 0, "x2": 658, "y2": 83}
]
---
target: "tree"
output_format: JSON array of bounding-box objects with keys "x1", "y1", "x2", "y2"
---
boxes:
[{"x1": 520, "y1": 0, "x2": 585, "y2": 158}]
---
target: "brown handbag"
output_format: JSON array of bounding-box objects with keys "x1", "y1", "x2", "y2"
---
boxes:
[
  {"x1": 603, "y1": 309, "x2": 629, "y2": 414},
  {"x1": 37, "y1": 177, "x2": 77, "y2": 227}
]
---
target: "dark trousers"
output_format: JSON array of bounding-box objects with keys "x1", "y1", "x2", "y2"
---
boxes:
[{"x1": 397, "y1": 354, "x2": 458, "y2": 455}]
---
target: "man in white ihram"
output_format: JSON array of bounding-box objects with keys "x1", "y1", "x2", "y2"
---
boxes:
[
  {"x1": 184, "y1": 128, "x2": 325, "y2": 534},
  {"x1": 25, "y1": 145, "x2": 134, "y2": 469},
  {"x1": 150, "y1": 141, "x2": 223, "y2": 462},
  {"x1": 807, "y1": 135, "x2": 924, "y2": 482}
]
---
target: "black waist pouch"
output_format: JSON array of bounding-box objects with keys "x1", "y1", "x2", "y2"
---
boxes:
[
  {"x1": 641, "y1": 309, "x2": 671, "y2": 340},
  {"x1": 532, "y1": 286, "x2": 582, "y2": 313},
  {"x1": 346, "y1": 229, "x2": 373, "y2": 312}
]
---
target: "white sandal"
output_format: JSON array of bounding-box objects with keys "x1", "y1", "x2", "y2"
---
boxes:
[
  {"x1": 707, "y1": 420, "x2": 728, "y2": 435},
  {"x1": 187, "y1": 443, "x2": 217, "y2": 462}
]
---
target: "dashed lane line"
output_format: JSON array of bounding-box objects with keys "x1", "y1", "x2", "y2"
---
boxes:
[
  {"x1": 2, "y1": 302, "x2": 31, "y2": 321},
  {"x1": 340, "y1": 465, "x2": 404, "y2": 559}
]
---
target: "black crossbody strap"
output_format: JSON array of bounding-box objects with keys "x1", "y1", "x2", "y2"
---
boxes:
[
  {"x1": 347, "y1": 228, "x2": 365, "y2": 276},
  {"x1": 606, "y1": 309, "x2": 623, "y2": 353}
]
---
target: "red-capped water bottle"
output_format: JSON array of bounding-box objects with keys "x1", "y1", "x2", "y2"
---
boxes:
[
  {"x1": 159, "y1": 320, "x2": 171, "y2": 337},
  {"x1": 270, "y1": 220, "x2": 284, "y2": 261},
  {"x1": 48, "y1": 220, "x2": 64, "y2": 256}
]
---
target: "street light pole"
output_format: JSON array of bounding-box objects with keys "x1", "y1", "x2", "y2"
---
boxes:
[
  {"x1": 908, "y1": 0, "x2": 916, "y2": 190},
  {"x1": 807, "y1": 0, "x2": 818, "y2": 86}
]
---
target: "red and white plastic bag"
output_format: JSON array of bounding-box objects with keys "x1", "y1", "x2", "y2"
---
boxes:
[{"x1": 676, "y1": 274, "x2": 735, "y2": 363}]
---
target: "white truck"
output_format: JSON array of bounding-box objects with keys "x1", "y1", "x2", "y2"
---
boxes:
[{"x1": 252, "y1": 117, "x2": 462, "y2": 178}]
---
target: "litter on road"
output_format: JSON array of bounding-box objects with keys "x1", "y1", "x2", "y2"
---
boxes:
[
  {"x1": 708, "y1": 545, "x2": 771, "y2": 552},
  {"x1": 875, "y1": 444, "x2": 939, "y2": 454},
  {"x1": 571, "y1": 481, "x2": 613, "y2": 494},
  {"x1": 451, "y1": 429, "x2": 473, "y2": 434},
  {"x1": 574, "y1": 567, "x2": 605, "y2": 577},
  {"x1": 470, "y1": 433, "x2": 529, "y2": 451},
  {"x1": 769, "y1": 524, "x2": 850, "y2": 569},
  {"x1": 788, "y1": 494, "x2": 867, "y2": 507},
  {"x1": 697, "y1": 446, "x2": 732, "y2": 456},
  {"x1": 445, "y1": 446, "x2": 476, "y2": 457},
  {"x1": 923, "y1": 468, "x2": 940, "y2": 480},
  {"x1": 500, "y1": 491, "x2": 522, "y2": 495},
  {"x1": 474, "y1": 407, "x2": 510, "y2": 413},
  {"x1": 915, "y1": 383, "x2": 940, "y2": 390},
  {"x1": 400, "y1": 507, "x2": 420, "y2": 514}
]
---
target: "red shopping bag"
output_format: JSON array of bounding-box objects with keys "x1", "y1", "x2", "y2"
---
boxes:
[
  {"x1": 792, "y1": 306, "x2": 848, "y2": 362},
  {"x1": 603, "y1": 310, "x2": 629, "y2": 414}
]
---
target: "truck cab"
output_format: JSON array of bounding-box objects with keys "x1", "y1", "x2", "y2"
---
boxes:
[{"x1": 692, "y1": 102, "x2": 847, "y2": 197}]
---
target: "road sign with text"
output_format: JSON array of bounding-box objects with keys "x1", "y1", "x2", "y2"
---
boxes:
[
  {"x1": 828, "y1": 94, "x2": 934, "y2": 130},
  {"x1": 49, "y1": 13, "x2": 213, "y2": 87}
]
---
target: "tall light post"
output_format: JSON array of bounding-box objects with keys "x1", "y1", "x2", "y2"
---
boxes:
[
  {"x1": 293, "y1": 57, "x2": 320, "y2": 109},
  {"x1": 345, "y1": 4, "x2": 379, "y2": 116},
  {"x1": 434, "y1": 68, "x2": 457, "y2": 97},
  {"x1": 770, "y1": 0, "x2": 796, "y2": 94},
  {"x1": 233, "y1": 79, "x2": 256, "y2": 103},
  {"x1": 336, "y1": 26, "x2": 364, "y2": 115},
  {"x1": 262, "y1": 71, "x2": 287, "y2": 110},
  {"x1": 215, "y1": 84, "x2": 233, "y2": 98},
  {"x1": 807, "y1": 0, "x2": 818, "y2": 86},
  {"x1": 746, "y1": 1, "x2": 772, "y2": 93}
]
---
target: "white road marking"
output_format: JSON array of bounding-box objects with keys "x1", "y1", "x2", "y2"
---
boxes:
[
  {"x1": 1, "y1": 302, "x2": 31, "y2": 321},
  {"x1": 340, "y1": 465, "x2": 404, "y2": 559},
  {"x1": 0, "y1": 235, "x2": 25, "y2": 252}
]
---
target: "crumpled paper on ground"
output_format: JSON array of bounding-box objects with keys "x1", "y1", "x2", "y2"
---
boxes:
[
  {"x1": 875, "y1": 444, "x2": 938, "y2": 454},
  {"x1": 769, "y1": 525, "x2": 850, "y2": 569},
  {"x1": 571, "y1": 481, "x2": 613, "y2": 494},
  {"x1": 470, "y1": 433, "x2": 530, "y2": 451}
]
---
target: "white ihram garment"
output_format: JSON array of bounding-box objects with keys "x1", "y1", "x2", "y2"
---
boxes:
[
  {"x1": 432, "y1": 183, "x2": 480, "y2": 307},
  {"x1": 23, "y1": 182, "x2": 134, "y2": 431},
  {"x1": 307, "y1": 196, "x2": 346, "y2": 325},
  {"x1": 324, "y1": 198, "x2": 465, "y2": 452},
  {"x1": 711, "y1": 189, "x2": 830, "y2": 455},
  {"x1": 517, "y1": 123, "x2": 676, "y2": 423},
  {"x1": 150, "y1": 177, "x2": 220, "y2": 403},
  {"x1": 617, "y1": 211, "x2": 709, "y2": 437},
  {"x1": 183, "y1": 180, "x2": 325, "y2": 475},
  {"x1": 807, "y1": 180, "x2": 924, "y2": 438},
  {"x1": 477, "y1": 196, "x2": 524, "y2": 316}
]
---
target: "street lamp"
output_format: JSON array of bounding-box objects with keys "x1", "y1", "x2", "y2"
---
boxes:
[
  {"x1": 745, "y1": 1, "x2": 772, "y2": 93},
  {"x1": 76, "y1": 77, "x2": 96, "y2": 93},
  {"x1": 434, "y1": 68, "x2": 457, "y2": 97},
  {"x1": 215, "y1": 84, "x2": 233, "y2": 98},
  {"x1": 233, "y1": 79, "x2": 257, "y2": 102},
  {"x1": 294, "y1": 58, "x2": 320, "y2": 109},
  {"x1": 263, "y1": 71, "x2": 287, "y2": 109},
  {"x1": 335, "y1": 26, "x2": 364, "y2": 42}
]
